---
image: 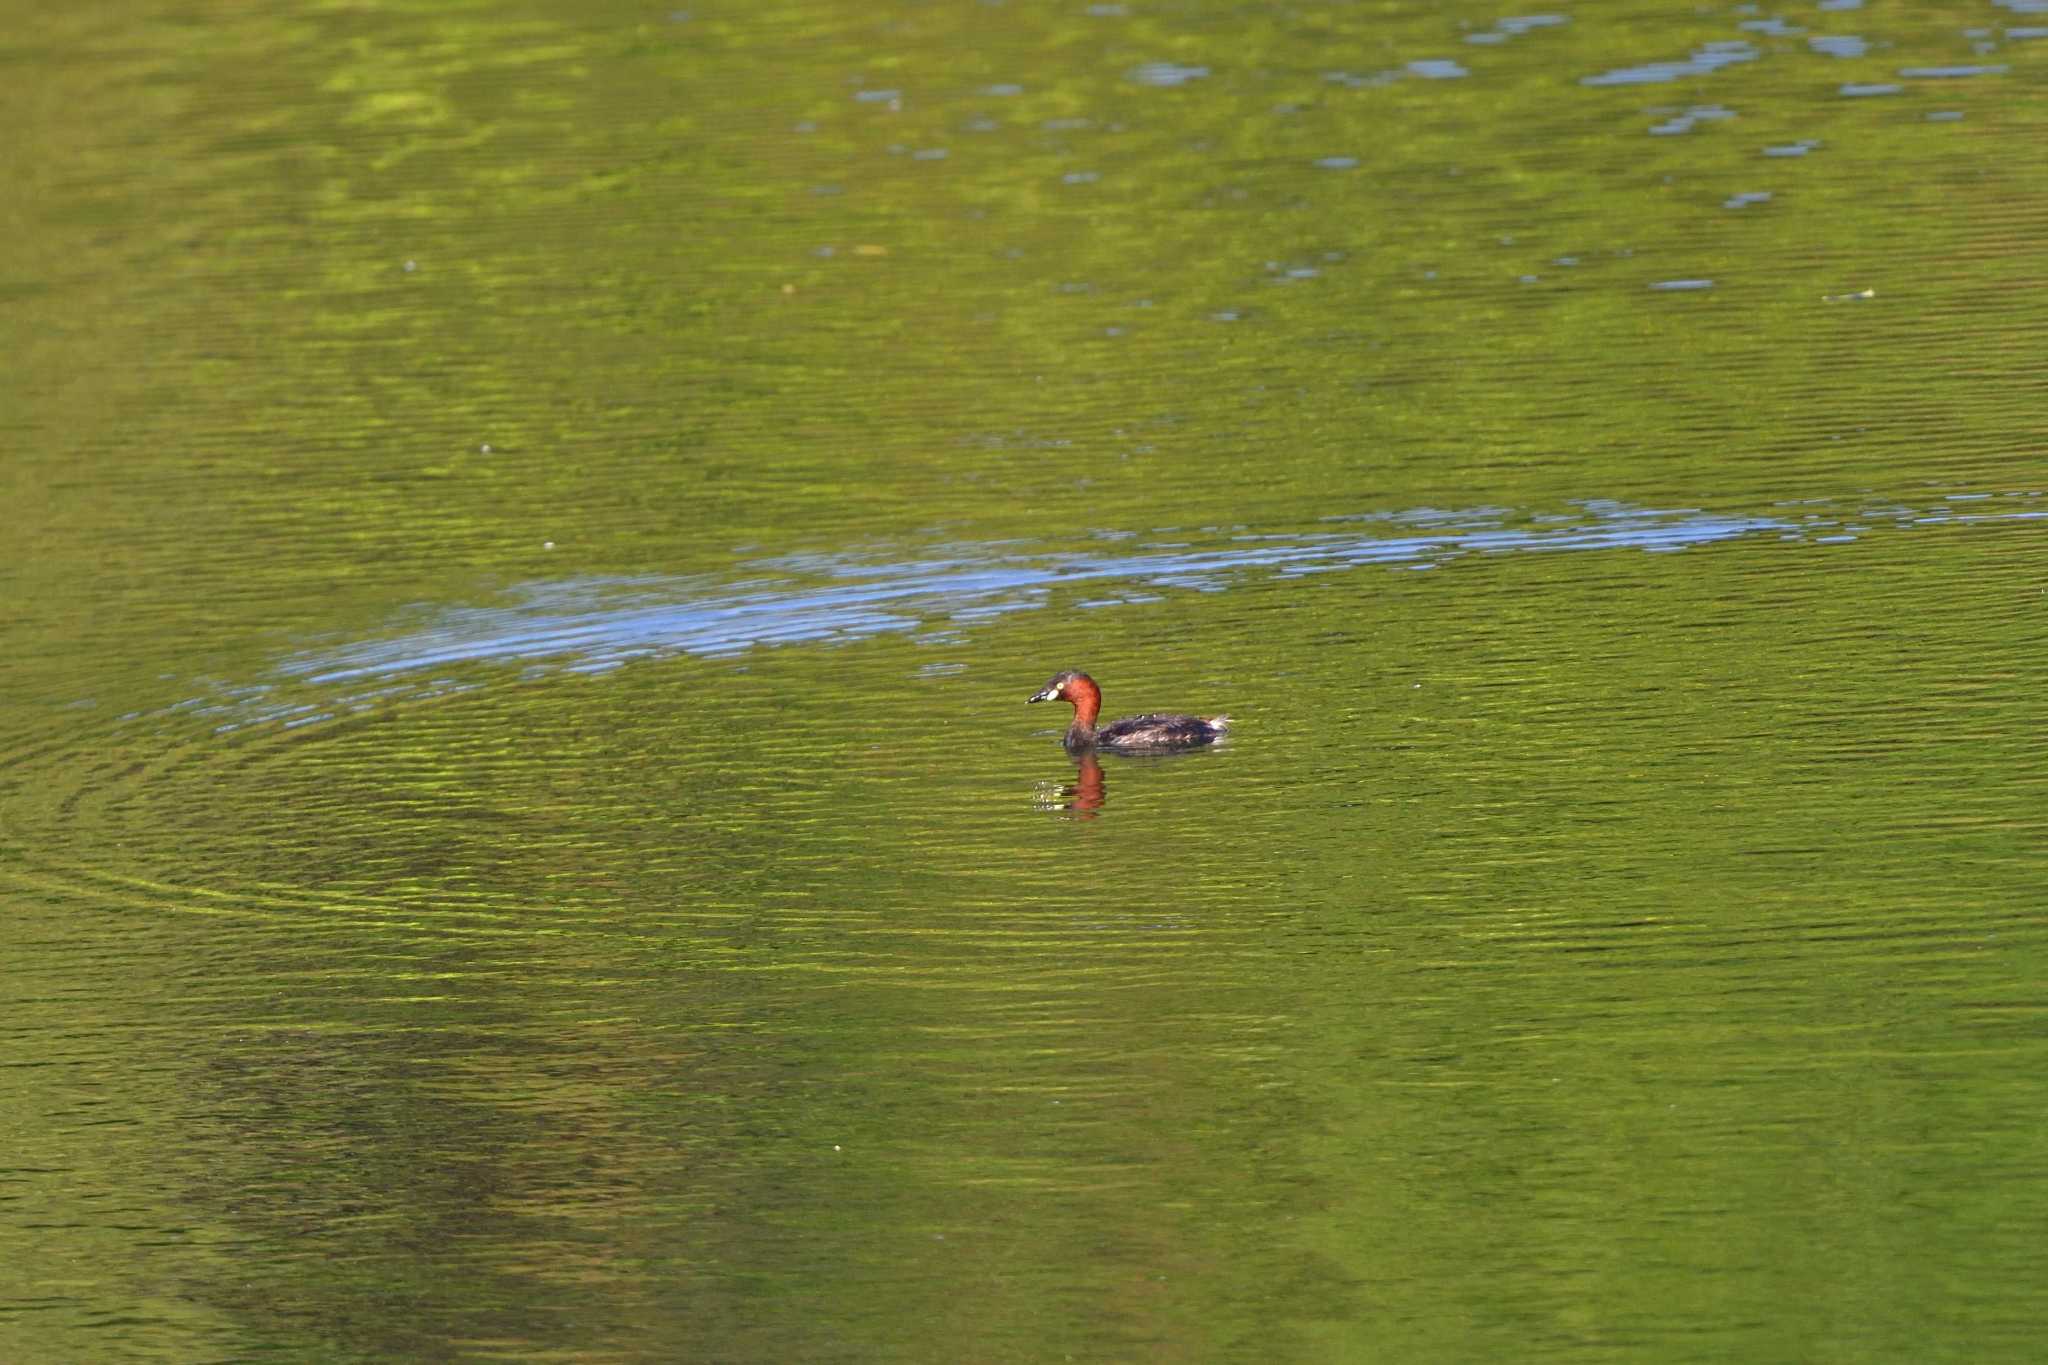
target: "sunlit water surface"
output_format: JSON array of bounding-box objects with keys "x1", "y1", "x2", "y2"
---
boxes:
[{"x1": 5, "y1": 0, "x2": 2048, "y2": 1359}]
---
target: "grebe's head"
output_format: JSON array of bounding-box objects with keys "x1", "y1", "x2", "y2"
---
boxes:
[{"x1": 1028, "y1": 670, "x2": 1094, "y2": 704}]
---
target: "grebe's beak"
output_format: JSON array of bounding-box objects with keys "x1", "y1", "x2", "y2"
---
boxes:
[{"x1": 1028, "y1": 683, "x2": 1060, "y2": 704}]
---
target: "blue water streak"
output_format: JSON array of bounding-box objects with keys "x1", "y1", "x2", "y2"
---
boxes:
[{"x1": 279, "y1": 502, "x2": 1786, "y2": 686}]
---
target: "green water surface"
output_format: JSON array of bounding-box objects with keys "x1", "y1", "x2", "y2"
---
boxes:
[{"x1": 3, "y1": 0, "x2": 2046, "y2": 1360}]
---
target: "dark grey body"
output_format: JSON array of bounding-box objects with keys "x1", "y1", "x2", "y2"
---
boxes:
[{"x1": 1085, "y1": 714, "x2": 1224, "y2": 753}]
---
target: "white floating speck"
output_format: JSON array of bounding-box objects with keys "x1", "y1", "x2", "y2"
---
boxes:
[{"x1": 1127, "y1": 61, "x2": 1209, "y2": 87}]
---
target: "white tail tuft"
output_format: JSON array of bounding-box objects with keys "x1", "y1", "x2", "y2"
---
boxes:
[{"x1": 1208, "y1": 715, "x2": 1232, "y2": 730}]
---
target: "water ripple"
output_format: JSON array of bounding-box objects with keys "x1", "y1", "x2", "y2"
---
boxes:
[
  {"x1": 1581, "y1": 42, "x2": 1758, "y2": 86},
  {"x1": 253, "y1": 495, "x2": 2041, "y2": 708}
]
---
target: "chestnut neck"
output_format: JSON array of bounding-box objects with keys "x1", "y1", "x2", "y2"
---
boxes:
[{"x1": 1062, "y1": 676, "x2": 1102, "y2": 747}]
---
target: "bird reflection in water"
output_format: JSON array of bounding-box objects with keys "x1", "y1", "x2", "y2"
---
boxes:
[{"x1": 1036, "y1": 749, "x2": 1106, "y2": 817}]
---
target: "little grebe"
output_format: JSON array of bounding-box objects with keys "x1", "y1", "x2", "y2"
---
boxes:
[{"x1": 1027, "y1": 670, "x2": 1230, "y2": 753}]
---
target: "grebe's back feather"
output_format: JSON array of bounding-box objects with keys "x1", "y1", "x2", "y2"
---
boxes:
[{"x1": 1095, "y1": 712, "x2": 1228, "y2": 751}]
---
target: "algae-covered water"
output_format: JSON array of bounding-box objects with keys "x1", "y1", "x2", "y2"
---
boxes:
[{"x1": 4, "y1": 0, "x2": 2046, "y2": 1359}]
